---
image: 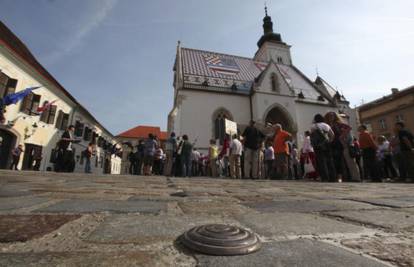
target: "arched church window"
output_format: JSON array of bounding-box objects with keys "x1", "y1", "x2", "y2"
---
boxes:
[
  {"x1": 277, "y1": 57, "x2": 283, "y2": 64},
  {"x1": 271, "y1": 73, "x2": 278, "y2": 92},
  {"x1": 213, "y1": 110, "x2": 232, "y2": 145}
]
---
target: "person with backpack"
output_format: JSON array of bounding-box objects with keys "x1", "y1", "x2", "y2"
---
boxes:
[
  {"x1": 143, "y1": 133, "x2": 158, "y2": 175},
  {"x1": 395, "y1": 122, "x2": 414, "y2": 182},
  {"x1": 310, "y1": 114, "x2": 336, "y2": 182}
]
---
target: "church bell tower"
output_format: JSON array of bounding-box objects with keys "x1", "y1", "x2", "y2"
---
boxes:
[{"x1": 254, "y1": 7, "x2": 292, "y2": 65}]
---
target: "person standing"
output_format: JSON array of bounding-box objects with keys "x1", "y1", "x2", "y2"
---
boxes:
[
  {"x1": 264, "y1": 141, "x2": 274, "y2": 179},
  {"x1": 229, "y1": 134, "x2": 243, "y2": 179},
  {"x1": 135, "y1": 140, "x2": 145, "y2": 175},
  {"x1": 272, "y1": 124, "x2": 291, "y2": 179},
  {"x1": 310, "y1": 114, "x2": 336, "y2": 182},
  {"x1": 208, "y1": 139, "x2": 219, "y2": 177},
  {"x1": 218, "y1": 134, "x2": 230, "y2": 177},
  {"x1": 84, "y1": 142, "x2": 95, "y2": 173},
  {"x1": 242, "y1": 120, "x2": 265, "y2": 179},
  {"x1": 191, "y1": 148, "x2": 201, "y2": 176},
  {"x1": 153, "y1": 146, "x2": 164, "y2": 175},
  {"x1": 394, "y1": 122, "x2": 414, "y2": 181},
  {"x1": 180, "y1": 135, "x2": 193, "y2": 177},
  {"x1": 164, "y1": 132, "x2": 177, "y2": 176},
  {"x1": 143, "y1": 134, "x2": 158, "y2": 175},
  {"x1": 377, "y1": 136, "x2": 397, "y2": 179},
  {"x1": 59, "y1": 125, "x2": 77, "y2": 173},
  {"x1": 358, "y1": 125, "x2": 379, "y2": 182},
  {"x1": 128, "y1": 149, "x2": 136, "y2": 175},
  {"x1": 325, "y1": 112, "x2": 358, "y2": 182},
  {"x1": 10, "y1": 144, "x2": 24, "y2": 170}
]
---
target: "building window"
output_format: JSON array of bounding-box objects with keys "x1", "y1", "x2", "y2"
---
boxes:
[
  {"x1": 55, "y1": 110, "x2": 70, "y2": 130},
  {"x1": 83, "y1": 127, "x2": 92, "y2": 141},
  {"x1": 271, "y1": 73, "x2": 278, "y2": 92},
  {"x1": 0, "y1": 72, "x2": 17, "y2": 98},
  {"x1": 20, "y1": 93, "x2": 41, "y2": 115},
  {"x1": 74, "y1": 121, "x2": 84, "y2": 137},
  {"x1": 379, "y1": 119, "x2": 387, "y2": 130},
  {"x1": 40, "y1": 104, "x2": 57, "y2": 124},
  {"x1": 396, "y1": 114, "x2": 404, "y2": 122},
  {"x1": 277, "y1": 57, "x2": 283, "y2": 64}
]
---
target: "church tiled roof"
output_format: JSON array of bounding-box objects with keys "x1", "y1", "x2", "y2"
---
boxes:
[{"x1": 180, "y1": 47, "x2": 324, "y2": 101}]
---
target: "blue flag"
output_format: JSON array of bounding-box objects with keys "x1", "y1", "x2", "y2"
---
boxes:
[{"x1": 3, "y1": 86, "x2": 41, "y2": 106}]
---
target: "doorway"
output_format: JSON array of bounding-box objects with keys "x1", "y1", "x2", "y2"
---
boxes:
[
  {"x1": 0, "y1": 129, "x2": 17, "y2": 169},
  {"x1": 22, "y1": 144, "x2": 43, "y2": 170}
]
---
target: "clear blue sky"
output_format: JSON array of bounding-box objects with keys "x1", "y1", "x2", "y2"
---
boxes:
[{"x1": 1, "y1": 0, "x2": 413, "y2": 134}]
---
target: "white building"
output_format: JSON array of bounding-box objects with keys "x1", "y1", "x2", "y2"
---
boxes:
[
  {"x1": 168, "y1": 11, "x2": 356, "y2": 152},
  {"x1": 0, "y1": 21, "x2": 121, "y2": 174}
]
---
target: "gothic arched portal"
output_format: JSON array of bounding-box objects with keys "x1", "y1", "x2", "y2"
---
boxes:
[
  {"x1": 263, "y1": 104, "x2": 297, "y2": 134},
  {"x1": 212, "y1": 108, "x2": 233, "y2": 145}
]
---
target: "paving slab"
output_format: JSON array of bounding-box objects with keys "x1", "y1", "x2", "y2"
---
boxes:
[
  {"x1": 235, "y1": 212, "x2": 366, "y2": 237},
  {"x1": 179, "y1": 200, "x2": 248, "y2": 215},
  {"x1": 0, "y1": 214, "x2": 80, "y2": 242},
  {"x1": 35, "y1": 199, "x2": 167, "y2": 214},
  {"x1": 0, "y1": 189, "x2": 33, "y2": 198},
  {"x1": 0, "y1": 196, "x2": 49, "y2": 211},
  {"x1": 242, "y1": 199, "x2": 378, "y2": 213},
  {"x1": 0, "y1": 251, "x2": 158, "y2": 267},
  {"x1": 326, "y1": 209, "x2": 414, "y2": 231},
  {"x1": 342, "y1": 235, "x2": 414, "y2": 267},
  {"x1": 348, "y1": 197, "x2": 414, "y2": 208},
  {"x1": 86, "y1": 214, "x2": 240, "y2": 245},
  {"x1": 194, "y1": 239, "x2": 387, "y2": 267}
]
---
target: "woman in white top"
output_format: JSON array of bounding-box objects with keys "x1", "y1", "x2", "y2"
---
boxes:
[{"x1": 377, "y1": 136, "x2": 397, "y2": 179}]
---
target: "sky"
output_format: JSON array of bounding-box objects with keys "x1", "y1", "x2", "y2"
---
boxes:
[{"x1": 1, "y1": 0, "x2": 413, "y2": 134}]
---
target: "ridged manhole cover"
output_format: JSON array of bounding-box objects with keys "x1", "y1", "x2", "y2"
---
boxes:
[{"x1": 180, "y1": 224, "x2": 261, "y2": 256}]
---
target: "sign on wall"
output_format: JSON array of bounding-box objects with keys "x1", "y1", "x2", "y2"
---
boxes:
[{"x1": 225, "y1": 119, "x2": 237, "y2": 135}]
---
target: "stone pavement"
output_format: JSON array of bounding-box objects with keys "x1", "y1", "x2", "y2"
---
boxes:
[{"x1": 0, "y1": 170, "x2": 413, "y2": 267}]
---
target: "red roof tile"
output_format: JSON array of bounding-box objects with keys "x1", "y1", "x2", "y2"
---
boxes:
[{"x1": 117, "y1": 125, "x2": 167, "y2": 140}]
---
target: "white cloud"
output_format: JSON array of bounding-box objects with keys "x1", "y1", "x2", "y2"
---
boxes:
[{"x1": 45, "y1": 0, "x2": 117, "y2": 64}]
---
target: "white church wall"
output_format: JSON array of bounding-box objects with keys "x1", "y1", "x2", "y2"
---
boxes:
[{"x1": 176, "y1": 89, "x2": 250, "y2": 153}]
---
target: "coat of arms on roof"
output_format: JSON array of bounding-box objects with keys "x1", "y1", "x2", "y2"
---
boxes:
[{"x1": 203, "y1": 54, "x2": 240, "y2": 76}]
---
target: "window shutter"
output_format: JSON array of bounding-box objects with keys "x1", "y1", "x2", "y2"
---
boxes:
[
  {"x1": 20, "y1": 93, "x2": 33, "y2": 114},
  {"x1": 31, "y1": 94, "x2": 41, "y2": 115},
  {"x1": 48, "y1": 105, "x2": 57, "y2": 124},
  {"x1": 61, "y1": 113, "x2": 69, "y2": 130},
  {"x1": 0, "y1": 72, "x2": 9, "y2": 98},
  {"x1": 39, "y1": 101, "x2": 48, "y2": 122},
  {"x1": 6, "y1": 79, "x2": 18, "y2": 95},
  {"x1": 83, "y1": 127, "x2": 89, "y2": 141},
  {"x1": 55, "y1": 110, "x2": 63, "y2": 129}
]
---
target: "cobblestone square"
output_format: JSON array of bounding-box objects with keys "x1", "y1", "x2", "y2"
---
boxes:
[{"x1": 0, "y1": 170, "x2": 412, "y2": 266}]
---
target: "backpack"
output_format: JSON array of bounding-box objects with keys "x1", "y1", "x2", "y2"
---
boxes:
[{"x1": 310, "y1": 128, "x2": 330, "y2": 151}]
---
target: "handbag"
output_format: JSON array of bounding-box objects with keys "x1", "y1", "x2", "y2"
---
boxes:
[{"x1": 304, "y1": 155, "x2": 315, "y2": 174}]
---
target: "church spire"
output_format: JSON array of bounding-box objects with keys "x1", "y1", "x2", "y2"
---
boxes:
[{"x1": 257, "y1": 6, "x2": 283, "y2": 48}]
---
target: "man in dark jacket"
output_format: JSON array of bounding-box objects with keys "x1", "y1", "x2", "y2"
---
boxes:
[
  {"x1": 242, "y1": 120, "x2": 265, "y2": 179},
  {"x1": 58, "y1": 125, "x2": 77, "y2": 172}
]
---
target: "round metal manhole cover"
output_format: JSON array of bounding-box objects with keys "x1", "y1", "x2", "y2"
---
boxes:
[{"x1": 179, "y1": 224, "x2": 261, "y2": 256}]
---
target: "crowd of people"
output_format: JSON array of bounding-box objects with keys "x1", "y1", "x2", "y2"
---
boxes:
[{"x1": 126, "y1": 111, "x2": 413, "y2": 183}]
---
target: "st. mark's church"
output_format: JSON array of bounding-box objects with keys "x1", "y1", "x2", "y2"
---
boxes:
[{"x1": 168, "y1": 10, "x2": 357, "y2": 152}]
